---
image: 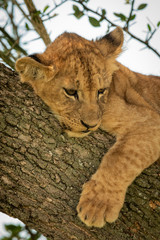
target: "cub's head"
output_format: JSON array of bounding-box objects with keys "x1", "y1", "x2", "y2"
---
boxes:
[{"x1": 16, "y1": 27, "x2": 123, "y2": 137}]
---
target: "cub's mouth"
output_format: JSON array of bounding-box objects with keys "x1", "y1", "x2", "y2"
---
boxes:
[{"x1": 60, "y1": 121, "x2": 100, "y2": 138}]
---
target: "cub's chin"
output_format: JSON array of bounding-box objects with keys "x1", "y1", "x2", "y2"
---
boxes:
[{"x1": 65, "y1": 130, "x2": 91, "y2": 138}]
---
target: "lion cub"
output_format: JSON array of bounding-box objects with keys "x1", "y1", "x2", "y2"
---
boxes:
[{"x1": 16, "y1": 27, "x2": 160, "y2": 227}]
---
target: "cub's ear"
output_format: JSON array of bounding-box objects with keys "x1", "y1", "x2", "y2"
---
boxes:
[
  {"x1": 95, "y1": 27, "x2": 124, "y2": 58},
  {"x1": 15, "y1": 55, "x2": 56, "y2": 84}
]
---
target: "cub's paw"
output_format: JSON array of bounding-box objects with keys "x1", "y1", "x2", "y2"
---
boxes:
[{"x1": 77, "y1": 179, "x2": 125, "y2": 228}]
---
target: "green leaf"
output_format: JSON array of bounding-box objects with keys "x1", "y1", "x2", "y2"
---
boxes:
[
  {"x1": 5, "y1": 224, "x2": 23, "y2": 237},
  {"x1": 51, "y1": 13, "x2": 58, "y2": 18},
  {"x1": 101, "y1": 9, "x2": 106, "y2": 16},
  {"x1": 114, "y1": 13, "x2": 126, "y2": 21},
  {"x1": 43, "y1": 5, "x2": 49, "y2": 13},
  {"x1": 72, "y1": 5, "x2": 84, "y2": 19},
  {"x1": 25, "y1": 23, "x2": 30, "y2": 30},
  {"x1": 125, "y1": 0, "x2": 130, "y2": 4},
  {"x1": 73, "y1": 5, "x2": 79, "y2": 12},
  {"x1": 129, "y1": 14, "x2": 136, "y2": 21},
  {"x1": 157, "y1": 21, "x2": 160, "y2": 27},
  {"x1": 88, "y1": 17, "x2": 100, "y2": 27},
  {"x1": 74, "y1": 11, "x2": 84, "y2": 19},
  {"x1": 137, "y1": 3, "x2": 147, "y2": 10},
  {"x1": 147, "y1": 24, "x2": 151, "y2": 31},
  {"x1": 0, "y1": 0, "x2": 8, "y2": 9},
  {"x1": 33, "y1": 10, "x2": 41, "y2": 17}
]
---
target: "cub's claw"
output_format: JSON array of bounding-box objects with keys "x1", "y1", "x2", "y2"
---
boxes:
[{"x1": 77, "y1": 179, "x2": 125, "y2": 227}]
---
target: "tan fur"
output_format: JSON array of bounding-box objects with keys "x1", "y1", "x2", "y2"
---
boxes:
[{"x1": 16, "y1": 27, "x2": 160, "y2": 227}]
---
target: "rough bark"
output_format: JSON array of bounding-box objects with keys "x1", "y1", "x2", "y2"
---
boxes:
[{"x1": 0, "y1": 63, "x2": 160, "y2": 240}]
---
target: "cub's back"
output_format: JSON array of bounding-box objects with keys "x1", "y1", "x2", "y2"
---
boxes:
[
  {"x1": 134, "y1": 73, "x2": 160, "y2": 113},
  {"x1": 114, "y1": 64, "x2": 160, "y2": 114}
]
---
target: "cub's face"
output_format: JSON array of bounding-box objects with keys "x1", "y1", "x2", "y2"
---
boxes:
[
  {"x1": 40, "y1": 53, "x2": 110, "y2": 137},
  {"x1": 16, "y1": 27, "x2": 123, "y2": 137}
]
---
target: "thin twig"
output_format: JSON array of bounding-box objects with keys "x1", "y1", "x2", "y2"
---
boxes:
[
  {"x1": 72, "y1": 0, "x2": 116, "y2": 27},
  {"x1": 23, "y1": 36, "x2": 41, "y2": 44},
  {"x1": 147, "y1": 29, "x2": 157, "y2": 42},
  {"x1": 5, "y1": 39, "x2": 19, "y2": 56},
  {"x1": 11, "y1": 0, "x2": 31, "y2": 23},
  {"x1": 7, "y1": 2, "x2": 19, "y2": 39},
  {"x1": 125, "y1": 0, "x2": 135, "y2": 29},
  {"x1": 0, "y1": 27, "x2": 27, "y2": 55},
  {"x1": 0, "y1": 39, "x2": 8, "y2": 51},
  {"x1": 146, "y1": 17, "x2": 156, "y2": 29},
  {"x1": 125, "y1": 28, "x2": 160, "y2": 57},
  {"x1": 46, "y1": 0, "x2": 68, "y2": 16}
]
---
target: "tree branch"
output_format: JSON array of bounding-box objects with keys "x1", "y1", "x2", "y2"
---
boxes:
[
  {"x1": 0, "y1": 63, "x2": 160, "y2": 239},
  {"x1": 24, "y1": 0, "x2": 51, "y2": 46}
]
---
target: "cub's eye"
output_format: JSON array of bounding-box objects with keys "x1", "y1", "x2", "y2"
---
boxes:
[
  {"x1": 98, "y1": 88, "x2": 106, "y2": 97},
  {"x1": 63, "y1": 88, "x2": 78, "y2": 99}
]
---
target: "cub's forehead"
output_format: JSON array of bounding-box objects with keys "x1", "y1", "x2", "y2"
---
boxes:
[
  {"x1": 43, "y1": 32, "x2": 103, "y2": 65},
  {"x1": 58, "y1": 49, "x2": 106, "y2": 90},
  {"x1": 43, "y1": 32, "x2": 108, "y2": 89}
]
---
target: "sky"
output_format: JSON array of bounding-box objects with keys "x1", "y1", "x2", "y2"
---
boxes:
[{"x1": 0, "y1": 0, "x2": 160, "y2": 238}]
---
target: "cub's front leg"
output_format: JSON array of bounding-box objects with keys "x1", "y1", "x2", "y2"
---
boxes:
[{"x1": 77, "y1": 128, "x2": 160, "y2": 227}]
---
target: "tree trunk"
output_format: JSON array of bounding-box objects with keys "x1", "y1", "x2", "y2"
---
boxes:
[{"x1": 0, "y1": 63, "x2": 160, "y2": 240}]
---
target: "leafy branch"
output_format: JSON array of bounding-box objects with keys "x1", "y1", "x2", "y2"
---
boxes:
[
  {"x1": 23, "y1": 0, "x2": 51, "y2": 46},
  {"x1": 0, "y1": 223, "x2": 47, "y2": 240},
  {"x1": 0, "y1": 0, "x2": 159, "y2": 70},
  {"x1": 71, "y1": 0, "x2": 160, "y2": 57}
]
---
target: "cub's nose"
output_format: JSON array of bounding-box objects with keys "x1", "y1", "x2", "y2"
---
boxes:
[{"x1": 80, "y1": 120, "x2": 97, "y2": 129}]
